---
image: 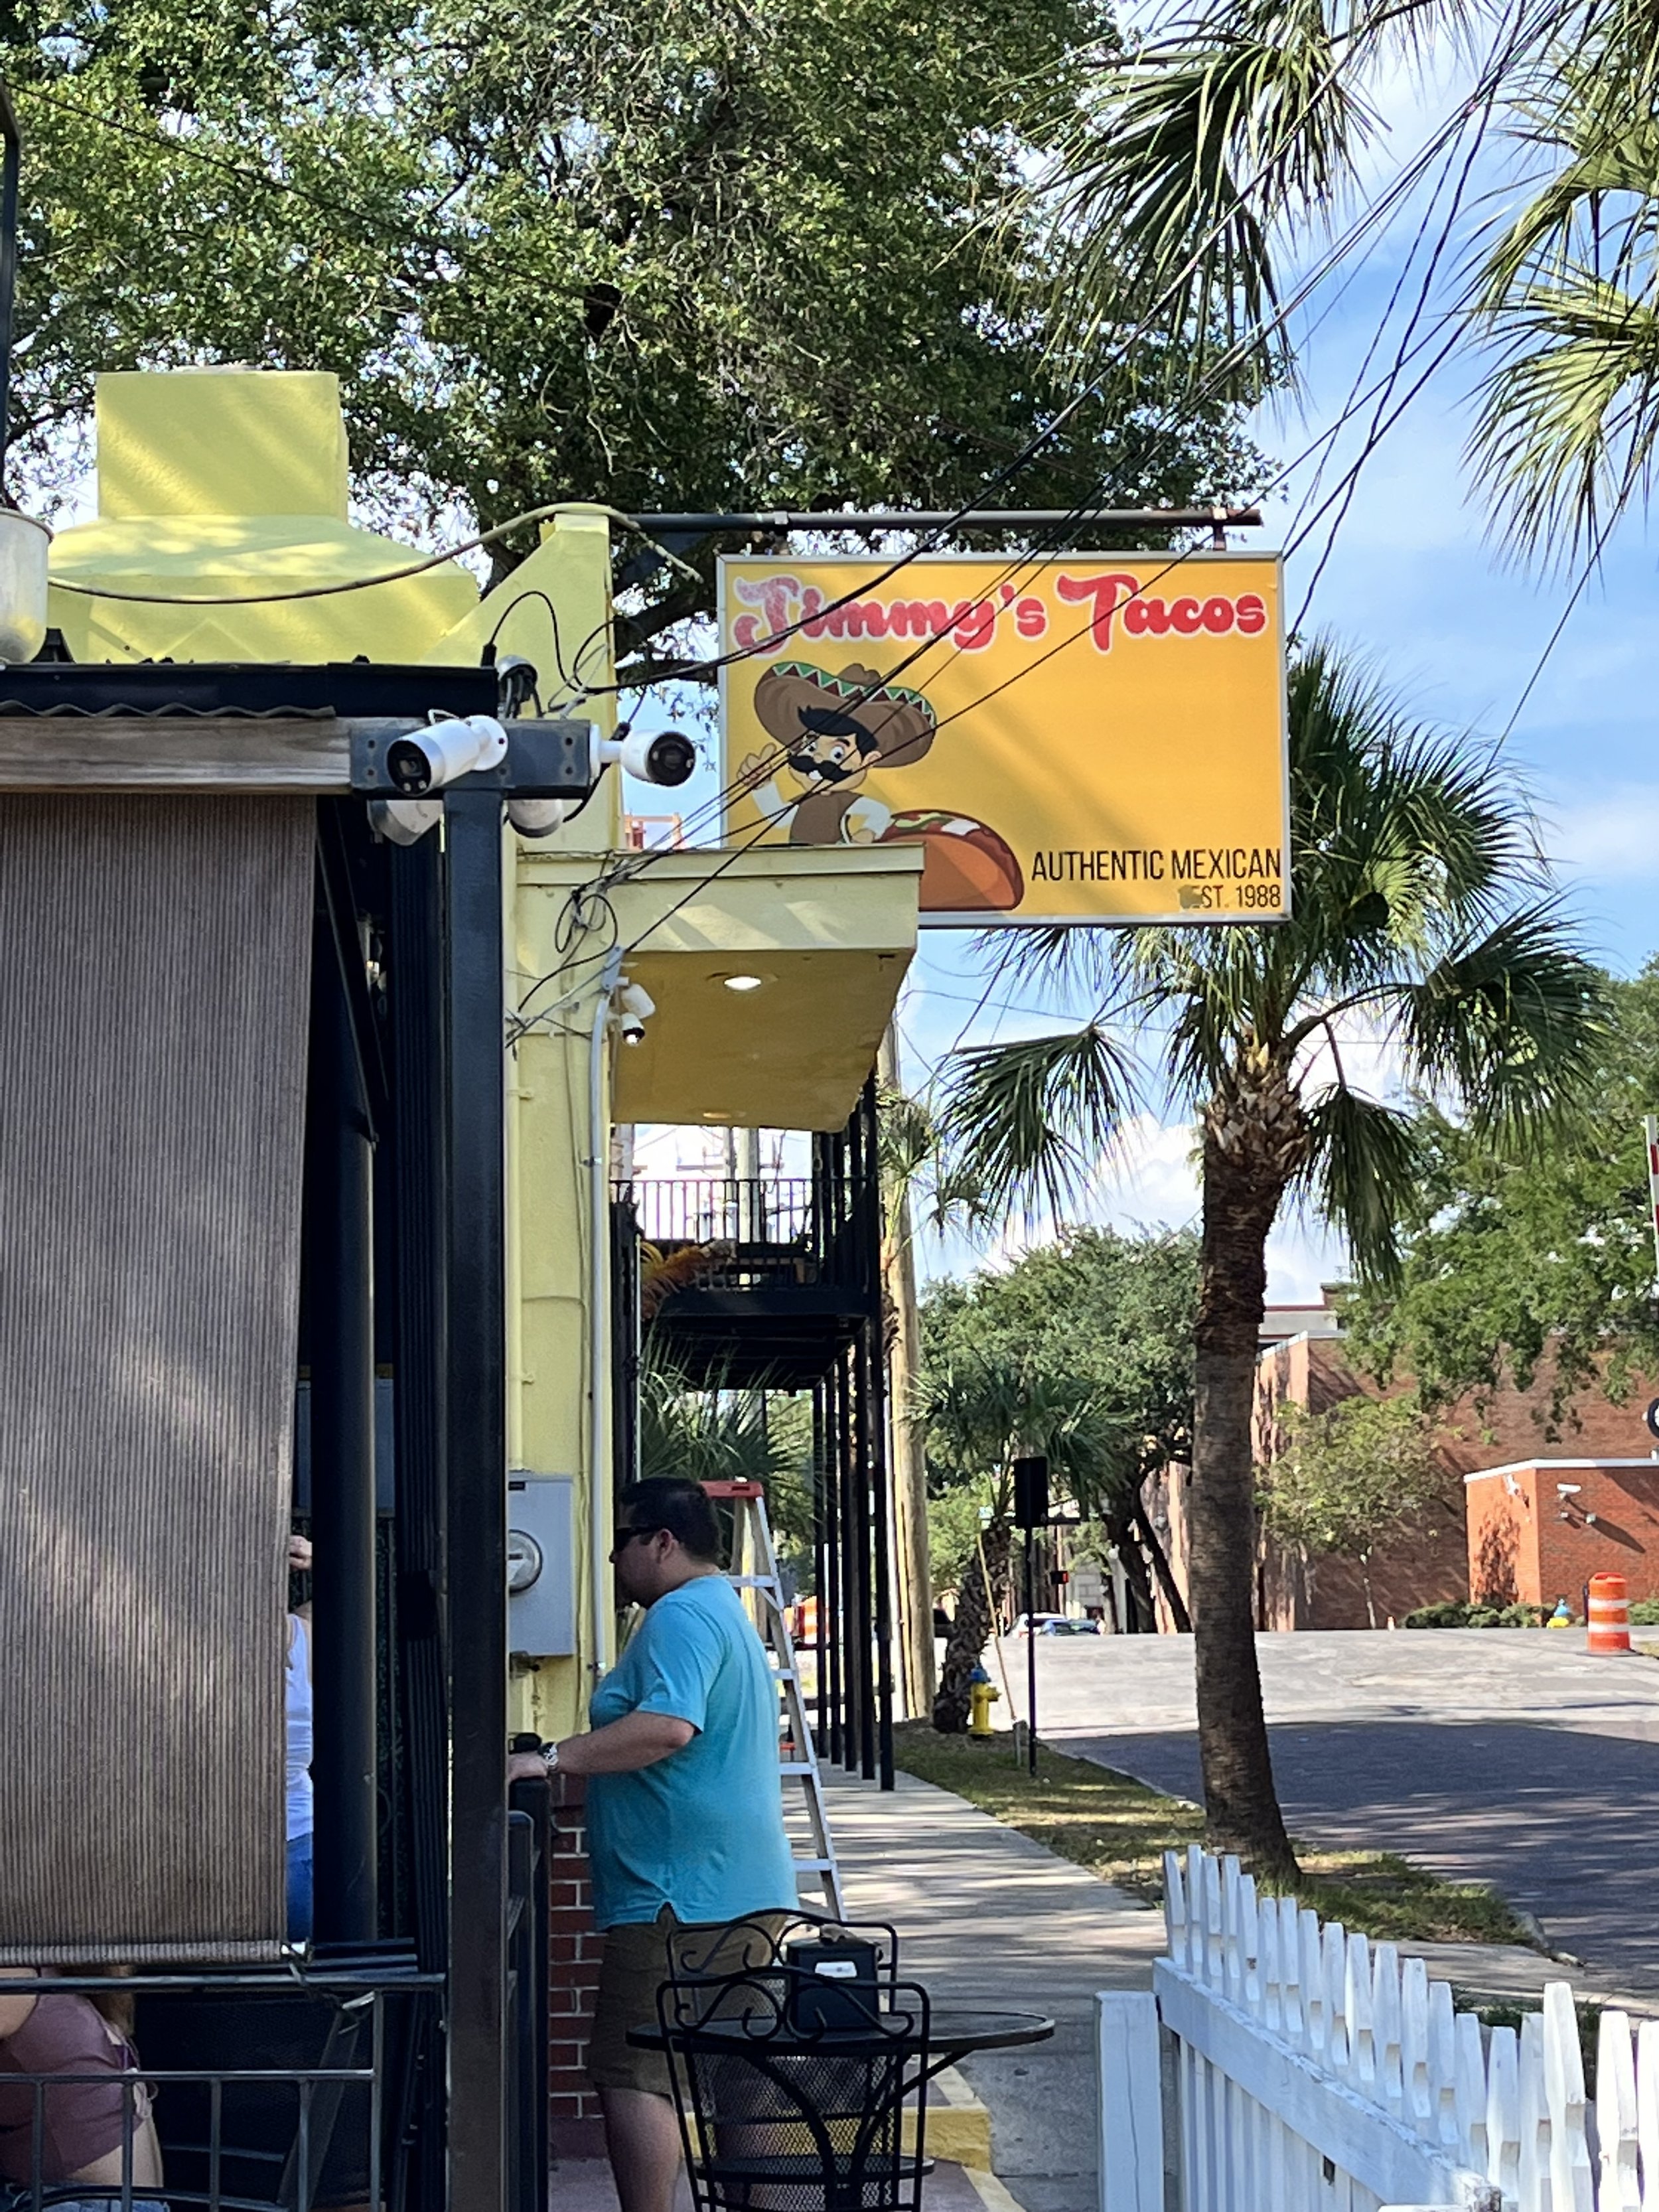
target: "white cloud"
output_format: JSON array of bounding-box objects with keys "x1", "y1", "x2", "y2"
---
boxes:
[
  {"x1": 915, "y1": 1106, "x2": 1350, "y2": 1305},
  {"x1": 1544, "y1": 786, "x2": 1659, "y2": 885}
]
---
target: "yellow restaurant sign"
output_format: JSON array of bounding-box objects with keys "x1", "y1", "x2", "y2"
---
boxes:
[{"x1": 719, "y1": 553, "x2": 1289, "y2": 924}]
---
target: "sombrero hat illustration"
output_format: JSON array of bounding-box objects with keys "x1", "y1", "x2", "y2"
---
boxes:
[{"x1": 755, "y1": 660, "x2": 938, "y2": 769}]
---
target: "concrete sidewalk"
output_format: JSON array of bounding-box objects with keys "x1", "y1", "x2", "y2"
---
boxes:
[
  {"x1": 822, "y1": 1767, "x2": 1167, "y2": 2212},
  {"x1": 820, "y1": 1753, "x2": 1659, "y2": 2212}
]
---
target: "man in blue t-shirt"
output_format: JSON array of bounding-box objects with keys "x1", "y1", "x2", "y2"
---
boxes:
[{"x1": 525, "y1": 1477, "x2": 796, "y2": 2212}]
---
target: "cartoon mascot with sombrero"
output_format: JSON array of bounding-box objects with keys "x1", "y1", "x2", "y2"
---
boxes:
[{"x1": 739, "y1": 660, "x2": 1024, "y2": 914}]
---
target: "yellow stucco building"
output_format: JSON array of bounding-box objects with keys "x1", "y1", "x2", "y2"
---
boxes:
[{"x1": 47, "y1": 364, "x2": 920, "y2": 1739}]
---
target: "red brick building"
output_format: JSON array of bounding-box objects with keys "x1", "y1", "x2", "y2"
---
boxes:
[
  {"x1": 1465, "y1": 1459, "x2": 1659, "y2": 1609},
  {"x1": 1143, "y1": 1294, "x2": 1659, "y2": 1630}
]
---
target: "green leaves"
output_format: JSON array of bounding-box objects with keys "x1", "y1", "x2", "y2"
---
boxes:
[
  {"x1": 1396, "y1": 901, "x2": 1611, "y2": 1147},
  {"x1": 1033, "y1": 0, "x2": 1659, "y2": 569},
  {"x1": 1342, "y1": 962, "x2": 1659, "y2": 1418},
  {"x1": 1258, "y1": 1393, "x2": 1450, "y2": 1565},
  {"x1": 920, "y1": 1225, "x2": 1198, "y2": 1481},
  {"x1": 1292, "y1": 1086, "x2": 1421, "y2": 1282},
  {"x1": 1035, "y1": 0, "x2": 1376, "y2": 394},
  {"x1": 1465, "y1": 42, "x2": 1659, "y2": 562},
  {"x1": 4, "y1": 0, "x2": 1260, "y2": 661},
  {"x1": 936, "y1": 640, "x2": 1605, "y2": 1293},
  {"x1": 940, "y1": 1022, "x2": 1136, "y2": 1225}
]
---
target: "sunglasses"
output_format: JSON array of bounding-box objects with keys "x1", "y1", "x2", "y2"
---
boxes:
[{"x1": 610, "y1": 1524, "x2": 662, "y2": 1559}]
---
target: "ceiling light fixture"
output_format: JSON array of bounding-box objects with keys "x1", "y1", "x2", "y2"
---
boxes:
[{"x1": 723, "y1": 974, "x2": 764, "y2": 992}]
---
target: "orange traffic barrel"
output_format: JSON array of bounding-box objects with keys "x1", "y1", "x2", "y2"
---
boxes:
[{"x1": 1588, "y1": 1573, "x2": 1632, "y2": 1654}]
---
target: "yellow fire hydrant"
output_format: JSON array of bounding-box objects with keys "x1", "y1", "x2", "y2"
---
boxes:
[{"x1": 968, "y1": 1668, "x2": 999, "y2": 1738}]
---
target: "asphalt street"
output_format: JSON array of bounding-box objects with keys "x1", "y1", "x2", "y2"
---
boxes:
[{"x1": 1004, "y1": 1628, "x2": 1659, "y2": 1991}]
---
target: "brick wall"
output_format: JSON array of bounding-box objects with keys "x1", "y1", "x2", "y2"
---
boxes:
[
  {"x1": 547, "y1": 1770, "x2": 607, "y2": 2159},
  {"x1": 1144, "y1": 1340, "x2": 1659, "y2": 1630},
  {"x1": 1467, "y1": 1460, "x2": 1659, "y2": 1607}
]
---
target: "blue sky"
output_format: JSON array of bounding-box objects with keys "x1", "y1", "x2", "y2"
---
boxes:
[
  {"x1": 636, "y1": 93, "x2": 1659, "y2": 1293},
  {"x1": 887, "y1": 56, "x2": 1659, "y2": 1295}
]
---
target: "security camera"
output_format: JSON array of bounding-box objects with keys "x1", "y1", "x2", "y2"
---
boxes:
[
  {"x1": 385, "y1": 713, "x2": 509, "y2": 796},
  {"x1": 370, "y1": 796, "x2": 445, "y2": 846},
  {"x1": 613, "y1": 979, "x2": 656, "y2": 1046},
  {"x1": 507, "y1": 797, "x2": 576, "y2": 839},
  {"x1": 1557, "y1": 1483, "x2": 1583, "y2": 1496},
  {"x1": 494, "y1": 655, "x2": 538, "y2": 718},
  {"x1": 598, "y1": 723, "x2": 696, "y2": 788}
]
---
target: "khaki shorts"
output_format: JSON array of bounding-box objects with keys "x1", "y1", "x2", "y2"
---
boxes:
[{"x1": 588, "y1": 1908, "x2": 788, "y2": 2097}]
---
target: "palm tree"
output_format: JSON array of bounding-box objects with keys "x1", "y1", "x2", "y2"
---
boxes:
[
  {"x1": 914, "y1": 1351, "x2": 1130, "y2": 1730},
  {"x1": 1035, "y1": 0, "x2": 1659, "y2": 564},
  {"x1": 937, "y1": 641, "x2": 1607, "y2": 1875},
  {"x1": 639, "y1": 1357, "x2": 817, "y2": 1564}
]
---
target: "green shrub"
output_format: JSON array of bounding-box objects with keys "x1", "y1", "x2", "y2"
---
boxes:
[
  {"x1": 1627, "y1": 1599, "x2": 1659, "y2": 1625},
  {"x1": 1403, "y1": 1599, "x2": 1544, "y2": 1629},
  {"x1": 1404, "y1": 1601, "x2": 1475, "y2": 1628}
]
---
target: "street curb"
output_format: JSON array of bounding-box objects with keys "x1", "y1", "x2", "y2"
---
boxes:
[
  {"x1": 964, "y1": 2163, "x2": 1034, "y2": 2212},
  {"x1": 901, "y1": 2065, "x2": 993, "y2": 2170}
]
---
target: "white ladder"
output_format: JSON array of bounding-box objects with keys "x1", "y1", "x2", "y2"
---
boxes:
[{"x1": 709, "y1": 1479, "x2": 845, "y2": 1921}]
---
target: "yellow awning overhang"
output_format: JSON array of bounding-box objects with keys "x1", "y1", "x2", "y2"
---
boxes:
[{"x1": 517, "y1": 844, "x2": 924, "y2": 1130}]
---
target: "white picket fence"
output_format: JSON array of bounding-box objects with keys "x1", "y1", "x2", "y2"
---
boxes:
[{"x1": 1097, "y1": 1843, "x2": 1659, "y2": 2212}]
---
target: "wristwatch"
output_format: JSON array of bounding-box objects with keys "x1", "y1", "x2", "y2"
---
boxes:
[{"x1": 540, "y1": 1739, "x2": 560, "y2": 1774}]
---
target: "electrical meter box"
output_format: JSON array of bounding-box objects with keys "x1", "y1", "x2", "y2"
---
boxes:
[{"x1": 506, "y1": 1473, "x2": 576, "y2": 1659}]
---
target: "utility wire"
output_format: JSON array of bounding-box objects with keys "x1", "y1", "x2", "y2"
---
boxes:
[
  {"x1": 48, "y1": 498, "x2": 702, "y2": 602},
  {"x1": 42, "y1": 0, "x2": 1402, "y2": 660}
]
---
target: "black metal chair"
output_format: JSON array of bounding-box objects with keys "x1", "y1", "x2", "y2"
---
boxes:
[{"x1": 656, "y1": 1917, "x2": 930, "y2": 2212}]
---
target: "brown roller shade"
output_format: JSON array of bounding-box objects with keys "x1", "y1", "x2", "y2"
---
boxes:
[{"x1": 0, "y1": 795, "x2": 313, "y2": 1960}]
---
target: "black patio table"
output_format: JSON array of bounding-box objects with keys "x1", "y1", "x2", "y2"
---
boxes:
[{"x1": 627, "y1": 2004, "x2": 1052, "y2": 2082}]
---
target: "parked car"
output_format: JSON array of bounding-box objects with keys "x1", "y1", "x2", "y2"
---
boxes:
[{"x1": 1009, "y1": 1613, "x2": 1100, "y2": 1635}]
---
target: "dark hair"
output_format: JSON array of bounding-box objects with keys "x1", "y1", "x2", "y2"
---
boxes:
[{"x1": 620, "y1": 1477, "x2": 722, "y2": 1564}]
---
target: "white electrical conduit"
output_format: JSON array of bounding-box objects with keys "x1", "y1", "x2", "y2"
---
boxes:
[{"x1": 588, "y1": 949, "x2": 624, "y2": 1678}]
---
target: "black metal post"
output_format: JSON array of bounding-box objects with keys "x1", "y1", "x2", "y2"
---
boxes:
[
  {"x1": 630, "y1": 507, "x2": 1265, "y2": 535},
  {"x1": 855, "y1": 1082, "x2": 893, "y2": 1789},
  {"x1": 837, "y1": 1351, "x2": 863, "y2": 1775},
  {"x1": 811, "y1": 1386, "x2": 829, "y2": 1763},
  {"x1": 849, "y1": 1344, "x2": 875, "y2": 1783},
  {"x1": 820, "y1": 1376, "x2": 843, "y2": 1767},
  {"x1": 0, "y1": 85, "x2": 20, "y2": 480},
  {"x1": 1025, "y1": 1530, "x2": 1039, "y2": 1778},
  {"x1": 443, "y1": 791, "x2": 508, "y2": 2212},
  {"x1": 306, "y1": 833, "x2": 380, "y2": 1945},
  {"x1": 386, "y1": 836, "x2": 450, "y2": 2212}
]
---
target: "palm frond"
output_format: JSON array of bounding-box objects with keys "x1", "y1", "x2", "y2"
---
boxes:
[
  {"x1": 1285, "y1": 638, "x2": 1539, "y2": 955},
  {"x1": 1467, "y1": 269, "x2": 1659, "y2": 563},
  {"x1": 1038, "y1": 0, "x2": 1374, "y2": 386},
  {"x1": 936, "y1": 1024, "x2": 1137, "y2": 1223},
  {"x1": 1293, "y1": 1087, "x2": 1423, "y2": 1283},
  {"x1": 914, "y1": 1351, "x2": 1135, "y2": 1516},
  {"x1": 1395, "y1": 903, "x2": 1613, "y2": 1145},
  {"x1": 974, "y1": 923, "x2": 1125, "y2": 1009},
  {"x1": 638, "y1": 1364, "x2": 802, "y2": 1493},
  {"x1": 878, "y1": 1082, "x2": 940, "y2": 1195}
]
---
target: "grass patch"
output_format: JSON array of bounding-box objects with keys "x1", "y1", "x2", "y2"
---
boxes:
[
  {"x1": 1452, "y1": 1994, "x2": 1603, "y2": 2089},
  {"x1": 891, "y1": 1721, "x2": 1534, "y2": 1951}
]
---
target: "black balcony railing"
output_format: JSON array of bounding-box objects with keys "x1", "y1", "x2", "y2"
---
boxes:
[{"x1": 624, "y1": 1175, "x2": 816, "y2": 1255}]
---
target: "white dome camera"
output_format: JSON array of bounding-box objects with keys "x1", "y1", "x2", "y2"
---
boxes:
[
  {"x1": 507, "y1": 798, "x2": 577, "y2": 840},
  {"x1": 369, "y1": 796, "x2": 445, "y2": 846},
  {"x1": 385, "y1": 713, "x2": 510, "y2": 796},
  {"x1": 613, "y1": 978, "x2": 656, "y2": 1046},
  {"x1": 598, "y1": 723, "x2": 696, "y2": 788}
]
